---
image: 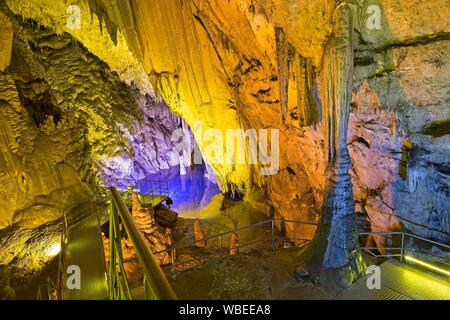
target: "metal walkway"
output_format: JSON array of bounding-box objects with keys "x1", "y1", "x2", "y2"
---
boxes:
[
  {"x1": 336, "y1": 260, "x2": 450, "y2": 300},
  {"x1": 61, "y1": 203, "x2": 109, "y2": 300},
  {"x1": 115, "y1": 178, "x2": 170, "y2": 208},
  {"x1": 139, "y1": 194, "x2": 169, "y2": 207}
]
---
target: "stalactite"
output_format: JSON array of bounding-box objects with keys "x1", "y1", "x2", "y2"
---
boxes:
[
  {"x1": 275, "y1": 26, "x2": 289, "y2": 124},
  {"x1": 399, "y1": 139, "x2": 413, "y2": 180},
  {"x1": 389, "y1": 111, "x2": 396, "y2": 136},
  {"x1": 296, "y1": 55, "x2": 319, "y2": 127},
  {"x1": 299, "y1": 1, "x2": 365, "y2": 288},
  {"x1": 86, "y1": 0, "x2": 119, "y2": 45},
  {"x1": 407, "y1": 165, "x2": 427, "y2": 193},
  {"x1": 321, "y1": 1, "x2": 365, "y2": 280}
]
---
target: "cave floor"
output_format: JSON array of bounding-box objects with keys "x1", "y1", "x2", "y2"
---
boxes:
[
  {"x1": 167, "y1": 247, "x2": 334, "y2": 300},
  {"x1": 172, "y1": 195, "x2": 278, "y2": 250},
  {"x1": 145, "y1": 197, "x2": 335, "y2": 300},
  {"x1": 131, "y1": 246, "x2": 334, "y2": 300},
  {"x1": 336, "y1": 259, "x2": 450, "y2": 300}
]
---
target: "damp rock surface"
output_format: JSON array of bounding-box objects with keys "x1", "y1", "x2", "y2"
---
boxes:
[{"x1": 0, "y1": 0, "x2": 449, "y2": 286}]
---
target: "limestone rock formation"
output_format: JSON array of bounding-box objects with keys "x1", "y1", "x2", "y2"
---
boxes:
[
  {"x1": 0, "y1": 11, "x2": 12, "y2": 71},
  {"x1": 352, "y1": 1, "x2": 450, "y2": 245},
  {"x1": 0, "y1": 5, "x2": 188, "y2": 278},
  {"x1": 230, "y1": 233, "x2": 239, "y2": 256},
  {"x1": 0, "y1": 264, "x2": 15, "y2": 300},
  {"x1": 154, "y1": 205, "x2": 178, "y2": 228},
  {"x1": 194, "y1": 218, "x2": 206, "y2": 248},
  {"x1": 0, "y1": 0, "x2": 449, "y2": 289},
  {"x1": 130, "y1": 193, "x2": 172, "y2": 264}
]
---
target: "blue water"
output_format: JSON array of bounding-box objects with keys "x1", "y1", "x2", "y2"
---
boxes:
[{"x1": 144, "y1": 165, "x2": 220, "y2": 213}]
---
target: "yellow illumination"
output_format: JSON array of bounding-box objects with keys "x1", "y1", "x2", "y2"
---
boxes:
[
  {"x1": 46, "y1": 243, "x2": 61, "y2": 257},
  {"x1": 405, "y1": 255, "x2": 450, "y2": 277}
]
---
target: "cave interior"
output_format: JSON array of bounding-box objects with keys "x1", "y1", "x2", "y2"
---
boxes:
[{"x1": 0, "y1": 0, "x2": 449, "y2": 301}]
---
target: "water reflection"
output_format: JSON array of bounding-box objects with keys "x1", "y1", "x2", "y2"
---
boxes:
[{"x1": 145, "y1": 165, "x2": 220, "y2": 213}]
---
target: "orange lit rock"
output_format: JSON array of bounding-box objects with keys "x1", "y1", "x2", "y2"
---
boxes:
[
  {"x1": 130, "y1": 193, "x2": 172, "y2": 264},
  {"x1": 194, "y1": 218, "x2": 206, "y2": 248},
  {"x1": 230, "y1": 233, "x2": 239, "y2": 256}
]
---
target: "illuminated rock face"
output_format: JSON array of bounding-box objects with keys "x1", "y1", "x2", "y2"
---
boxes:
[
  {"x1": 0, "y1": 0, "x2": 449, "y2": 286},
  {"x1": 351, "y1": 40, "x2": 450, "y2": 245},
  {"x1": 0, "y1": 11, "x2": 12, "y2": 71},
  {"x1": 0, "y1": 9, "x2": 188, "y2": 277}
]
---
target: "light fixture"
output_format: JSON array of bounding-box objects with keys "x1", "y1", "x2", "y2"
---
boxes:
[
  {"x1": 46, "y1": 243, "x2": 62, "y2": 257},
  {"x1": 404, "y1": 255, "x2": 450, "y2": 277}
]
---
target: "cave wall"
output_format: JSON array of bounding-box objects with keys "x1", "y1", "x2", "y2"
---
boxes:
[
  {"x1": 350, "y1": 0, "x2": 450, "y2": 244},
  {"x1": 0, "y1": 7, "x2": 188, "y2": 276},
  {"x1": 71, "y1": 0, "x2": 449, "y2": 243},
  {"x1": 2, "y1": 0, "x2": 449, "y2": 264}
]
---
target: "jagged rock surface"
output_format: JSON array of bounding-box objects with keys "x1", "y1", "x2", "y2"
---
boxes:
[
  {"x1": 0, "y1": 8, "x2": 189, "y2": 278},
  {"x1": 1, "y1": 0, "x2": 449, "y2": 286}
]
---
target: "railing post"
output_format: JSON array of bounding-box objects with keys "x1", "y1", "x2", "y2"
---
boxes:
[
  {"x1": 109, "y1": 201, "x2": 116, "y2": 300},
  {"x1": 110, "y1": 187, "x2": 177, "y2": 300},
  {"x1": 171, "y1": 249, "x2": 176, "y2": 273},
  {"x1": 400, "y1": 233, "x2": 405, "y2": 263},
  {"x1": 271, "y1": 219, "x2": 275, "y2": 250},
  {"x1": 63, "y1": 210, "x2": 68, "y2": 237}
]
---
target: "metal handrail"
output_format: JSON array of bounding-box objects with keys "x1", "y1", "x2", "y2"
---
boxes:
[
  {"x1": 110, "y1": 187, "x2": 177, "y2": 300},
  {"x1": 37, "y1": 277, "x2": 59, "y2": 300},
  {"x1": 358, "y1": 231, "x2": 450, "y2": 268},
  {"x1": 359, "y1": 231, "x2": 450, "y2": 250},
  {"x1": 37, "y1": 214, "x2": 66, "y2": 300},
  {"x1": 113, "y1": 179, "x2": 169, "y2": 195},
  {"x1": 154, "y1": 218, "x2": 317, "y2": 256},
  {"x1": 150, "y1": 217, "x2": 317, "y2": 273},
  {"x1": 115, "y1": 179, "x2": 170, "y2": 208}
]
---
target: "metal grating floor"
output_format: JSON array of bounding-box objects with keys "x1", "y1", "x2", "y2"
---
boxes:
[
  {"x1": 61, "y1": 205, "x2": 109, "y2": 300},
  {"x1": 336, "y1": 260, "x2": 450, "y2": 300}
]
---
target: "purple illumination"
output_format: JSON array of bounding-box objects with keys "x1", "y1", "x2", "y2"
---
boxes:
[{"x1": 144, "y1": 164, "x2": 220, "y2": 213}]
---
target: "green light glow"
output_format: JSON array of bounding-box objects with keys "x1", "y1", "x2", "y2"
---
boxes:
[{"x1": 405, "y1": 255, "x2": 450, "y2": 277}]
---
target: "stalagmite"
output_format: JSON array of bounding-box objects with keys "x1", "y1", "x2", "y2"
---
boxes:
[
  {"x1": 131, "y1": 193, "x2": 156, "y2": 234},
  {"x1": 130, "y1": 193, "x2": 172, "y2": 264},
  {"x1": 229, "y1": 233, "x2": 239, "y2": 256},
  {"x1": 321, "y1": 0, "x2": 365, "y2": 285},
  {"x1": 194, "y1": 218, "x2": 206, "y2": 248}
]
